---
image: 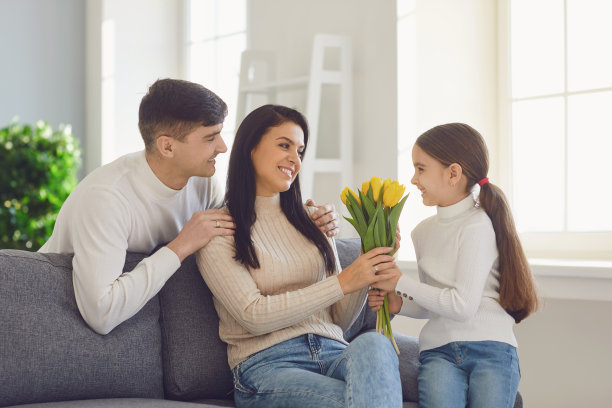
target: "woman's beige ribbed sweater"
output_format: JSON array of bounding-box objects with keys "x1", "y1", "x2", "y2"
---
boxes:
[{"x1": 196, "y1": 195, "x2": 367, "y2": 369}]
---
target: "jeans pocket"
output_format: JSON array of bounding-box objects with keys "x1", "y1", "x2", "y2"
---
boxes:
[{"x1": 232, "y1": 365, "x2": 257, "y2": 395}]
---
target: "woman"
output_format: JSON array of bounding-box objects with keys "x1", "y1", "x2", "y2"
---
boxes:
[{"x1": 197, "y1": 104, "x2": 402, "y2": 408}]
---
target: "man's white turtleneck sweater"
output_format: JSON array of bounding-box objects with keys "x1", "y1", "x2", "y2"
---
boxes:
[
  {"x1": 39, "y1": 151, "x2": 223, "y2": 334},
  {"x1": 196, "y1": 195, "x2": 367, "y2": 369},
  {"x1": 395, "y1": 194, "x2": 517, "y2": 352}
]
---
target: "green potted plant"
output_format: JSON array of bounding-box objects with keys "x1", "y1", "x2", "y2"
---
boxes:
[{"x1": 0, "y1": 120, "x2": 81, "y2": 250}]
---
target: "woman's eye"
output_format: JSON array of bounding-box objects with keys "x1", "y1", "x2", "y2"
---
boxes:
[{"x1": 279, "y1": 143, "x2": 289, "y2": 149}]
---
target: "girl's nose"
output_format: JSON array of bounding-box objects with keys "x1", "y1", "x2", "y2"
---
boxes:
[{"x1": 410, "y1": 174, "x2": 417, "y2": 185}]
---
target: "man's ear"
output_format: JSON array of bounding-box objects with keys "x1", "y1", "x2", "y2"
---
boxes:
[
  {"x1": 448, "y1": 163, "x2": 463, "y2": 186},
  {"x1": 155, "y1": 135, "x2": 175, "y2": 158}
]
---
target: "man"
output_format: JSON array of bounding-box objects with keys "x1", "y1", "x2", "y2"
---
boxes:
[{"x1": 40, "y1": 79, "x2": 339, "y2": 335}]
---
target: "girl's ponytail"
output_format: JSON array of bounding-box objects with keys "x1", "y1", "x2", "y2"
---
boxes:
[
  {"x1": 478, "y1": 182, "x2": 538, "y2": 323},
  {"x1": 416, "y1": 123, "x2": 538, "y2": 323}
]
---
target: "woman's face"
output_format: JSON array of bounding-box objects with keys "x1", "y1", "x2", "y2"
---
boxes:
[{"x1": 251, "y1": 121, "x2": 305, "y2": 197}]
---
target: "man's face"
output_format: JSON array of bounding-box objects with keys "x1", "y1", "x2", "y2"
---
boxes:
[{"x1": 172, "y1": 123, "x2": 227, "y2": 178}]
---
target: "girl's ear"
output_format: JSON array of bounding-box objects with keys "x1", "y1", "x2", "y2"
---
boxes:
[{"x1": 448, "y1": 163, "x2": 463, "y2": 187}]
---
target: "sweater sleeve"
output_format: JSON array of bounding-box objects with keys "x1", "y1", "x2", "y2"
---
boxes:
[
  {"x1": 70, "y1": 187, "x2": 180, "y2": 335},
  {"x1": 196, "y1": 235, "x2": 346, "y2": 336},
  {"x1": 397, "y1": 222, "x2": 497, "y2": 322}
]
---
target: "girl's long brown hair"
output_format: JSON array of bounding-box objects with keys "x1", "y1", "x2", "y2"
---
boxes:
[{"x1": 416, "y1": 123, "x2": 538, "y2": 323}]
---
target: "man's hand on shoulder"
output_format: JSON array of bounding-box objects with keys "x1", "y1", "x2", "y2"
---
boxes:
[
  {"x1": 166, "y1": 209, "x2": 235, "y2": 262},
  {"x1": 305, "y1": 199, "x2": 340, "y2": 237}
]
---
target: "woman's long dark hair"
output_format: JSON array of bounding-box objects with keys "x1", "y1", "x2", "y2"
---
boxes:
[
  {"x1": 225, "y1": 104, "x2": 337, "y2": 274},
  {"x1": 416, "y1": 123, "x2": 538, "y2": 323}
]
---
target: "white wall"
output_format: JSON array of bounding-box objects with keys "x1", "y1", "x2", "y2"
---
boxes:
[
  {"x1": 85, "y1": 0, "x2": 182, "y2": 172},
  {"x1": 396, "y1": 0, "x2": 499, "y2": 261},
  {"x1": 0, "y1": 0, "x2": 85, "y2": 176},
  {"x1": 247, "y1": 0, "x2": 398, "y2": 221}
]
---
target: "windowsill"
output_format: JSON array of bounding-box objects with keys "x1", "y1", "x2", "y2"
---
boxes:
[{"x1": 397, "y1": 259, "x2": 612, "y2": 302}]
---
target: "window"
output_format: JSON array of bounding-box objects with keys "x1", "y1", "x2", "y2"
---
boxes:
[
  {"x1": 502, "y1": 0, "x2": 612, "y2": 260},
  {"x1": 184, "y1": 0, "x2": 247, "y2": 184}
]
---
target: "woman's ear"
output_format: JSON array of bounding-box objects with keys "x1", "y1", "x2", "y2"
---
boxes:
[{"x1": 448, "y1": 163, "x2": 463, "y2": 187}]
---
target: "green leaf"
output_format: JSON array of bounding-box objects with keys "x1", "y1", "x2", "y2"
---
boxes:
[
  {"x1": 359, "y1": 190, "x2": 376, "y2": 222},
  {"x1": 346, "y1": 193, "x2": 368, "y2": 236},
  {"x1": 363, "y1": 205, "x2": 381, "y2": 253},
  {"x1": 343, "y1": 216, "x2": 361, "y2": 239},
  {"x1": 375, "y1": 200, "x2": 387, "y2": 249},
  {"x1": 388, "y1": 194, "x2": 409, "y2": 255}
]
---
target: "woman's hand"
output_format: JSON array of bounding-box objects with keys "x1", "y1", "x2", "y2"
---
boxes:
[
  {"x1": 368, "y1": 289, "x2": 403, "y2": 314},
  {"x1": 337, "y1": 246, "x2": 396, "y2": 295},
  {"x1": 371, "y1": 264, "x2": 403, "y2": 292}
]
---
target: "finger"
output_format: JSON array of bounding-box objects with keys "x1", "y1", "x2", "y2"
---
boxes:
[
  {"x1": 213, "y1": 227, "x2": 235, "y2": 236},
  {"x1": 314, "y1": 212, "x2": 337, "y2": 227},
  {"x1": 364, "y1": 247, "x2": 394, "y2": 258},
  {"x1": 325, "y1": 227, "x2": 339, "y2": 237},
  {"x1": 370, "y1": 254, "x2": 396, "y2": 264},
  {"x1": 215, "y1": 220, "x2": 236, "y2": 230},
  {"x1": 305, "y1": 198, "x2": 316, "y2": 207}
]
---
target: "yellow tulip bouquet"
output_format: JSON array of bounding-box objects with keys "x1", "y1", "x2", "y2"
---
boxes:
[{"x1": 340, "y1": 177, "x2": 408, "y2": 354}]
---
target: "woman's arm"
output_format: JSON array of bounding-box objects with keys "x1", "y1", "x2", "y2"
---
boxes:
[{"x1": 196, "y1": 235, "x2": 345, "y2": 336}]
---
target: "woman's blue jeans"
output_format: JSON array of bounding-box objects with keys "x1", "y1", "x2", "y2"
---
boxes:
[
  {"x1": 418, "y1": 341, "x2": 520, "y2": 408},
  {"x1": 231, "y1": 332, "x2": 402, "y2": 408}
]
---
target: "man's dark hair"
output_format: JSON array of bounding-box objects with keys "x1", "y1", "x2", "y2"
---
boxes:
[{"x1": 138, "y1": 78, "x2": 228, "y2": 151}]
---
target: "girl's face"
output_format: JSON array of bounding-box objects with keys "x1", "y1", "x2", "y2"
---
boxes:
[
  {"x1": 251, "y1": 121, "x2": 305, "y2": 197},
  {"x1": 411, "y1": 144, "x2": 467, "y2": 207}
]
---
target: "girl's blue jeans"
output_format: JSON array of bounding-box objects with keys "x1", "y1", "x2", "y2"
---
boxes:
[
  {"x1": 231, "y1": 332, "x2": 403, "y2": 408},
  {"x1": 418, "y1": 341, "x2": 520, "y2": 408}
]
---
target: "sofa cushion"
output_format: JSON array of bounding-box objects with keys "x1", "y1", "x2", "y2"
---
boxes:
[
  {"x1": 158, "y1": 254, "x2": 234, "y2": 400},
  {"x1": 0, "y1": 250, "x2": 164, "y2": 407}
]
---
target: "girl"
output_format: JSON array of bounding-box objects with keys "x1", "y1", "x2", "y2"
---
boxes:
[
  {"x1": 369, "y1": 123, "x2": 538, "y2": 408},
  {"x1": 197, "y1": 105, "x2": 403, "y2": 408}
]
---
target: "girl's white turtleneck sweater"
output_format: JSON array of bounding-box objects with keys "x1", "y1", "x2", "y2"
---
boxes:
[
  {"x1": 196, "y1": 195, "x2": 367, "y2": 369},
  {"x1": 395, "y1": 194, "x2": 517, "y2": 352}
]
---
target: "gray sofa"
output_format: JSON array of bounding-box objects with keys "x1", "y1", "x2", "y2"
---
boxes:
[{"x1": 0, "y1": 238, "x2": 521, "y2": 408}]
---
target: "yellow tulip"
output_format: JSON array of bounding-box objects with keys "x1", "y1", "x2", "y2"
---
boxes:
[
  {"x1": 382, "y1": 178, "x2": 392, "y2": 193},
  {"x1": 369, "y1": 176, "x2": 382, "y2": 203},
  {"x1": 382, "y1": 181, "x2": 406, "y2": 207},
  {"x1": 361, "y1": 180, "x2": 370, "y2": 196},
  {"x1": 341, "y1": 186, "x2": 361, "y2": 206}
]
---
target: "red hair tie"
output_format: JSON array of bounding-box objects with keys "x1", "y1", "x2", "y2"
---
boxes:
[{"x1": 477, "y1": 177, "x2": 489, "y2": 186}]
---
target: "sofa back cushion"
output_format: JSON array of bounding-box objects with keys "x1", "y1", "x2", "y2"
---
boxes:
[
  {"x1": 158, "y1": 253, "x2": 234, "y2": 400},
  {"x1": 0, "y1": 250, "x2": 164, "y2": 407}
]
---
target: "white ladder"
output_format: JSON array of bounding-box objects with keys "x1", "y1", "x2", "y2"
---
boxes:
[{"x1": 235, "y1": 34, "x2": 353, "y2": 200}]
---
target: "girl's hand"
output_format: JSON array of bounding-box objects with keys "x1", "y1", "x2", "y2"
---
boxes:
[
  {"x1": 368, "y1": 289, "x2": 403, "y2": 314},
  {"x1": 337, "y1": 247, "x2": 396, "y2": 295}
]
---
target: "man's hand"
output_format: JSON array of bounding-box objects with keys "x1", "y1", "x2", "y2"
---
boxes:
[
  {"x1": 368, "y1": 289, "x2": 403, "y2": 314},
  {"x1": 305, "y1": 199, "x2": 340, "y2": 237},
  {"x1": 166, "y1": 209, "x2": 235, "y2": 262}
]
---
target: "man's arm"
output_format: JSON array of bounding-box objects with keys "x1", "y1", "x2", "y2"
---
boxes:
[{"x1": 70, "y1": 188, "x2": 234, "y2": 335}]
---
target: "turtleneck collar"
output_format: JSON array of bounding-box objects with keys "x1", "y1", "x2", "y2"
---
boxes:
[
  {"x1": 436, "y1": 194, "x2": 476, "y2": 220},
  {"x1": 137, "y1": 150, "x2": 185, "y2": 200},
  {"x1": 254, "y1": 194, "x2": 282, "y2": 215}
]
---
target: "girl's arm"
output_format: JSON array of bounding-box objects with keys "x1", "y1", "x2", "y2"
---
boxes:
[
  {"x1": 397, "y1": 223, "x2": 497, "y2": 321},
  {"x1": 196, "y1": 235, "x2": 345, "y2": 336}
]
